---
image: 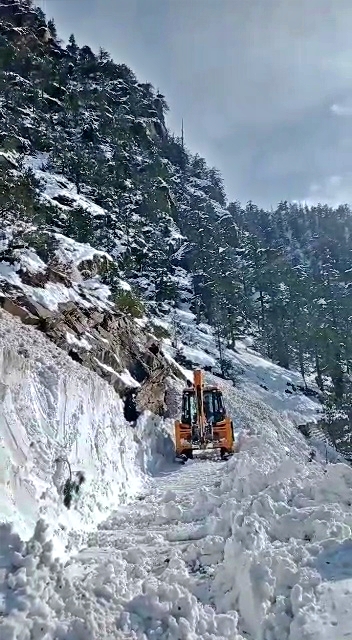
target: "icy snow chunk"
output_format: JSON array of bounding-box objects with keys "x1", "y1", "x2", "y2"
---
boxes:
[
  {"x1": 163, "y1": 489, "x2": 177, "y2": 503},
  {"x1": 66, "y1": 332, "x2": 92, "y2": 351},
  {"x1": 15, "y1": 249, "x2": 46, "y2": 274},
  {"x1": 0, "y1": 262, "x2": 23, "y2": 287},
  {"x1": 54, "y1": 233, "x2": 112, "y2": 266},
  {"x1": 161, "y1": 501, "x2": 183, "y2": 520}
]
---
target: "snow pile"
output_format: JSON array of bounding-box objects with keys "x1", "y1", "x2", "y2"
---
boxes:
[
  {"x1": 0, "y1": 310, "x2": 173, "y2": 558},
  {"x1": 1, "y1": 300, "x2": 351, "y2": 638},
  {"x1": 3, "y1": 400, "x2": 350, "y2": 639},
  {"x1": 211, "y1": 409, "x2": 352, "y2": 640}
]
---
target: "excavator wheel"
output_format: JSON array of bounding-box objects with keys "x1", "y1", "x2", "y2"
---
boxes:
[
  {"x1": 220, "y1": 447, "x2": 230, "y2": 461},
  {"x1": 175, "y1": 449, "x2": 193, "y2": 464}
]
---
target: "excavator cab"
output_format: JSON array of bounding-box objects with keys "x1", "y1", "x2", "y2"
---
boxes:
[{"x1": 175, "y1": 369, "x2": 234, "y2": 461}]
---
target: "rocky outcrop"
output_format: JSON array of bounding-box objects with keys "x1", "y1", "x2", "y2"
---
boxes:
[
  {"x1": 0, "y1": 229, "x2": 185, "y2": 415},
  {"x1": 0, "y1": 289, "x2": 180, "y2": 403},
  {"x1": 2, "y1": 297, "x2": 39, "y2": 325}
]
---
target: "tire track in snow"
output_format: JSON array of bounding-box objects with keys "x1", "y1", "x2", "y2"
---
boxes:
[{"x1": 64, "y1": 459, "x2": 247, "y2": 639}]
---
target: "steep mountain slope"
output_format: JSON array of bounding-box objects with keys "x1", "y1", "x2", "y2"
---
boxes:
[
  {"x1": 2, "y1": 3, "x2": 352, "y2": 638},
  {"x1": 2, "y1": 0, "x2": 352, "y2": 428}
]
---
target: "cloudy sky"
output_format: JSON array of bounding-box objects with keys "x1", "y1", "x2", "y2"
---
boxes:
[{"x1": 42, "y1": 0, "x2": 352, "y2": 207}]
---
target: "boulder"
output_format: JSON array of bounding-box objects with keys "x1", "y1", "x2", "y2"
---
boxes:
[
  {"x1": 18, "y1": 297, "x2": 53, "y2": 320},
  {"x1": 1, "y1": 297, "x2": 39, "y2": 325},
  {"x1": 58, "y1": 301, "x2": 76, "y2": 314},
  {"x1": 136, "y1": 368, "x2": 167, "y2": 416},
  {"x1": 87, "y1": 310, "x2": 105, "y2": 328},
  {"x1": 47, "y1": 266, "x2": 71, "y2": 287}
]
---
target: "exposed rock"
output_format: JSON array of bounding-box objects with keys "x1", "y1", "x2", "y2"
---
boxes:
[
  {"x1": 0, "y1": 232, "x2": 183, "y2": 414},
  {"x1": 17, "y1": 268, "x2": 48, "y2": 288},
  {"x1": 87, "y1": 310, "x2": 104, "y2": 328},
  {"x1": 0, "y1": 153, "x2": 17, "y2": 169},
  {"x1": 0, "y1": 133, "x2": 28, "y2": 153},
  {"x1": 58, "y1": 301, "x2": 77, "y2": 314},
  {"x1": 164, "y1": 377, "x2": 183, "y2": 418},
  {"x1": 0, "y1": 279, "x2": 180, "y2": 411},
  {"x1": 21, "y1": 313, "x2": 40, "y2": 326},
  {"x1": 1, "y1": 297, "x2": 39, "y2": 325},
  {"x1": 52, "y1": 193, "x2": 76, "y2": 207},
  {"x1": 47, "y1": 266, "x2": 72, "y2": 287},
  {"x1": 136, "y1": 368, "x2": 167, "y2": 416},
  {"x1": 16, "y1": 297, "x2": 53, "y2": 320},
  {"x1": 36, "y1": 26, "x2": 51, "y2": 43}
]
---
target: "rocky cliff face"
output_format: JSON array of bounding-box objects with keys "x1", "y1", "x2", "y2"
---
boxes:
[{"x1": 0, "y1": 227, "x2": 185, "y2": 417}]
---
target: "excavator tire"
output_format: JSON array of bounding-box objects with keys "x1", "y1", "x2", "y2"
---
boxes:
[{"x1": 175, "y1": 449, "x2": 193, "y2": 464}]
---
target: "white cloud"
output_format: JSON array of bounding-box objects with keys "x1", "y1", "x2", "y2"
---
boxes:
[
  {"x1": 303, "y1": 174, "x2": 352, "y2": 206},
  {"x1": 331, "y1": 103, "x2": 352, "y2": 116},
  {"x1": 47, "y1": 0, "x2": 352, "y2": 205}
]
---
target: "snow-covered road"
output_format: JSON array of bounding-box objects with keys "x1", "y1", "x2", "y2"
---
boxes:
[
  {"x1": 58, "y1": 441, "x2": 352, "y2": 640},
  {"x1": 64, "y1": 459, "x2": 244, "y2": 639},
  {"x1": 3, "y1": 428, "x2": 352, "y2": 640},
  {"x1": 3, "y1": 309, "x2": 352, "y2": 640}
]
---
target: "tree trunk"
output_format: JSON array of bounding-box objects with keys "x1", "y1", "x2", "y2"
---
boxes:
[
  {"x1": 315, "y1": 347, "x2": 324, "y2": 392},
  {"x1": 216, "y1": 324, "x2": 225, "y2": 377},
  {"x1": 298, "y1": 341, "x2": 306, "y2": 387}
]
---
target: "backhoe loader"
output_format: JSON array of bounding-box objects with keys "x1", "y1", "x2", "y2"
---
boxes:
[{"x1": 174, "y1": 369, "x2": 234, "y2": 462}]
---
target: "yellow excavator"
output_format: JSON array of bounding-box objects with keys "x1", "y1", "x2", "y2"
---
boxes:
[{"x1": 174, "y1": 369, "x2": 235, "y2": 462}]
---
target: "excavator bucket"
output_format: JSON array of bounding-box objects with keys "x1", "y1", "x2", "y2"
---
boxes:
[{"x1": 174, "y1": 369, "x2": 235, "y2": 462}]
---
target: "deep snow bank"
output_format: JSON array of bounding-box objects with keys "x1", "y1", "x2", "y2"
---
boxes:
[
  {"x1": 2, "y1": 304, "x2": 352, "y2": 638},
  {"x1": 210, "y1": 402, "x2": 352, "y2": 640},
  {"x1": 0, "y1": 374, "x2": 345, "y2": 640},
  {"x1": 0, "y1": 309, "x2": 173, "y2": 555}
]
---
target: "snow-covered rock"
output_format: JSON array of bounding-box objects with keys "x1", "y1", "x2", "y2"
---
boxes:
[{"x1": 0, "y1": 229, "x2": 184, "y2": 407}]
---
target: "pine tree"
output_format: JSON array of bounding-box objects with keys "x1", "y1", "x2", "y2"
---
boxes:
[{"x1": 47, "y1": 18, "x2": 57, "y2": 40}]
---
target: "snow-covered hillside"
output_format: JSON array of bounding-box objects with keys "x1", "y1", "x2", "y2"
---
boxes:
[
  {"x1": 159, "y1": 306, "x2": 320, "y2": 427},
  {"x1": 1, "y1": 158, "x2": 350, "y2": 638}
]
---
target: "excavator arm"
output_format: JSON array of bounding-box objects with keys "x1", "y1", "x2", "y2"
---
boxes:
[{"x1": 193, "y1": 369, "x2": 205, "y2": 446}]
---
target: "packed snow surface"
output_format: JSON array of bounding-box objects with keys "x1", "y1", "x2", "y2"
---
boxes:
[
  {"x1": 2, "y1": 413, "x2": 352, "y2": 639},
  {"x1": 1, "y1": 304, "x2": 352, "y2": 638}
]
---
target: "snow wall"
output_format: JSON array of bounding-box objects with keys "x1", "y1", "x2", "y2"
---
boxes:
[{"x1": 0, "y1": 311, "x2": 174, "y2": 556}]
